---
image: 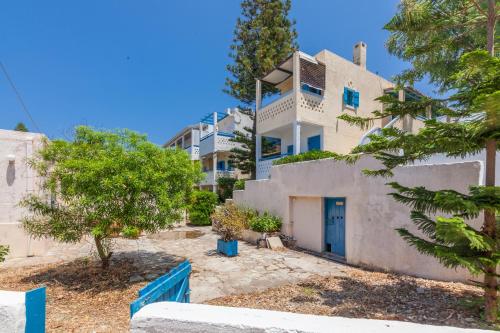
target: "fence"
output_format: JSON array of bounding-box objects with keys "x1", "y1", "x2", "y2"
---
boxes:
[{"x1": 130, "y1": 260, "x2": 191, "y2": 317}]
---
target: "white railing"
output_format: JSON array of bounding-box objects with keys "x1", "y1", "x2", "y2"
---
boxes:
[
  {"x1": 257, "y1": 91, "x2": 295, "y2": 126},
  {"x1": 184, "y1": 145, "x2": 200, "y2": 160},
  {"x1": 200, "y1": 170, "x2": 236, "y2": 186},
  {"x1": 256, "y1": 155, "x2": 286, "y2": 180},
  {"x1": 199, "y1": 132, "x2": 239, "y2": 156}
]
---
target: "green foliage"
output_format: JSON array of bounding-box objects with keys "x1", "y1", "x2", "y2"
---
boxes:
[
  {"x1": 0, "y1": 245, "x2": 9, "y2": 262},
  {"x1": 273, "y1": 150, "x2": 358, "y2": 165},
  {"x1": 14, "y1": 122, "x2": 28, "y2": 132},
  {"x1": 234, "y1": 179, "x2": 246, "y2": 190},
  {"x1": 217, "y1": 176, "x2": 238, "y2": 202},
  {"x1": 188, "y1": 190, "x2": 219, "y2": 226},
  {"x1": 339, "y1": 0, "x2": 499, "y2": 321},
  {"x1": 211, "y1": 202, "x2": 247, "y2": 241},
  {"x1": 384, "y1": 0, "x2": 489, "y2": 91},
  {"x1": 20, "y1": 126, "x2": 202, "y2": 268},
  {"x1": 225, "y1": 0, "x2": 298, "y2": 105},
  {"x1": 249, "y1": 212, "x2": 282, "y2": 233},
  {"x1": 225, "y1": 0, "x2": 298, "y2": 179}
]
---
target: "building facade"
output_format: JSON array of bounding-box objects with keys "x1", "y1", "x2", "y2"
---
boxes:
[{"x1": 255, "y1": 43, "x2": 428, "y2": 179}]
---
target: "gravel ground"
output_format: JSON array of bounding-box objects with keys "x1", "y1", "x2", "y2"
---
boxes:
[
  {"x1": 0, "y1": 255, "x2": 180, "y2": 333},
  {"x1": 207, "y1": 267, "x2": 498, "y2": 331}
]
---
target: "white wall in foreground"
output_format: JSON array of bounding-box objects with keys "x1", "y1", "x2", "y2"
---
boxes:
[
  {"x1": 234, "y1": 156, "x2": 483, "y2": 282},
  {"x1": 131, "y1": 302, "x2": 494, "y2": 333},
  {"x1": 0, "y1": 290, "x2": 26, "y2": 333}
]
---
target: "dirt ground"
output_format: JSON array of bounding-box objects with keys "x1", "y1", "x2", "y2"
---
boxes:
[
  {"x1": 207, "y1": 267, "x2": 497, "y2": 331},
  {"x1": 0, "y1": 256, "x2": 178, "y2": 333}
]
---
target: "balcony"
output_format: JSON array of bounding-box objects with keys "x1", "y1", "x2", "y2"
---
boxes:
[
  {"x1": 199, "y1": 132, "x2": 239, "y2": 157},
  {"x1": 184, "y1": 145, "x2": 199, "y2": 160},
  {"x1": 200, "y1": 170, "x2": 236, "y2": 186},
  {"x1": 256, "y1": 154, "x2": 288, "y2": 180}
]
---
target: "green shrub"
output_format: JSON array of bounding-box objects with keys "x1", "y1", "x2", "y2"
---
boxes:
[
  {"x1": 273, "y1": 150, "x2": 342, "y2": 165},
  {"x1": 188, "y1": 190, "x2": 219, "y2": 225},
  {"x1": 249, "y1": 212, "x2": 282, "y2": 233},
  {"x1": 0, "y1": 245, "x2": 9, "y2": 262},
  {"x1": 211, "y1": 202, "x2": 247, "y2": 241},
  {"x1": 233, "y1": 179, "x2": 245, "y2": 190},
  {"x1": 217, "y1": 177, "x2": 237, "y2": 202}
]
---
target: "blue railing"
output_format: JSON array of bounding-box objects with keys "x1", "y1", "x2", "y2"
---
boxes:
[{"x1": 130, "y1": 260, "x2": 191, "y2": 317}]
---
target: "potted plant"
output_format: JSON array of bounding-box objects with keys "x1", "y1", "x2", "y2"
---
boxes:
[{"x1": 211, "y1": 203, "x2": 246, "y2": 257}]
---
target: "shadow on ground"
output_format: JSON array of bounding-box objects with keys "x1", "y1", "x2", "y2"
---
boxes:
[{"x1": 20, "y1": 250, "x2": 185, "y2": 293}]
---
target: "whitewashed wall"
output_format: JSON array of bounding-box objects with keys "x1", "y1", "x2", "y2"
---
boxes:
[
  {"x1": 234, "y1": 156, "x2": 483, "y2": 282},
  {"x1": 0, "y1": 129, "x2": 53, "y2": 258},
  {"x1": 131, "y1": 302, "x2": 492, "y2": 333}
]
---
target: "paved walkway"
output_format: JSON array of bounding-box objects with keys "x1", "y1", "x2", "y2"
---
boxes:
[{"x1": 2, "y1": 226, "x2": 346, "y2": 302}]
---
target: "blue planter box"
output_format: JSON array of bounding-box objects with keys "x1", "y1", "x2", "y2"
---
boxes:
[{"x1": 217, "y1": 239, "x2": 238, "y2": 257}]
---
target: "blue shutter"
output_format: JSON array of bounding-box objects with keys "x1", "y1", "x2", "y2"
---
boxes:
[
  {"x1": 307, "y1": 135, "x2": 321, "y2": 151},
  {"x1": 217, "y1": 161, "x2": 225, "y2": 171},
  {"x1": 343, "y1": 87, "x2": 349, "y2": 104},
  {"x1": 353, "y1": 91, "x2": 360, "y2": 108},
  {"x1": 287, "y1": 145, "x2": 293, "y2": 155}
]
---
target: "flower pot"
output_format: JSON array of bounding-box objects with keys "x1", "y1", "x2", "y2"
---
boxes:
[{"x1": 217, "y1": 239, "x2": 238, "y2": 257}]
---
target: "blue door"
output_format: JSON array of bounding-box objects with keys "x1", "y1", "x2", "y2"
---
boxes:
[
  {"x1": 307, "y1": 135, "x2": 321, "y2": 151},
  {"x1": 324, "y1": 198, "x2": 346, "y2": 257}
]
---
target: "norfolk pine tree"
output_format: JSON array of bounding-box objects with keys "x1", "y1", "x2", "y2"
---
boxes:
[
  {"x1": 225, "y1": 0, "x2": 298, "y2": 179},
  {"x1": 339, "y1": 0, "x2": 500, "y2": 322}
]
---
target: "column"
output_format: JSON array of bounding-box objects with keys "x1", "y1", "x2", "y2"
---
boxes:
[
  {"x1": 293, "y1": 121, "x2": 301, "y2": 155},
  {"x1": 399, "y1": 89, "x2": 412, "y2": 132},
  {"x1": 212, "y1": 152, "x2": 217, "y2": 193},
  {"x1": 181, "y1": 135, "x2": 185, "y2": 149},
  {"x1": 255, "y1": 79, "x2": 262, "y2": 112},
  {"x1": 292, "y1": 51, "x2": 301, "y2": 93},
  {"x1": 256, "y1": 134, "x2": 262, "y2": 161}
]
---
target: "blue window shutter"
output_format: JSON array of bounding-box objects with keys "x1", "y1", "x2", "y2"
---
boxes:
[
  {"x1": 343, "y1": 87, "x2": 349, "y2": 104},
  {"x1": 307, "y1": 135, "x2": 321, "y2": 151},
  {"x1": 287, "y1": 145, "x2": 293, "y2": 155},
  {"x1": 217, "y1": 161, "x2": 225, "y2": 171},
  {"x1": 353, "y1": 91, "x2": 360, "y2": 108}
]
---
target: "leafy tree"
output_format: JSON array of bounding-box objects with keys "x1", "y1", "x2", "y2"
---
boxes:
[
  {"x1": 225, "y1": 0, "x2": 298, "y2": 179},
  {"x1": 339, "y1": 0, "x2": 499, "y2": 322},
  {"x1": 229, "y1": 109, "x2": 256, "y2": 178},
  {"x1": 21, "y1": 126, "x2": 202, "y2": 268},
  {"x1": 216, "y1": 176, "x2": 238, "y2": 202},
  {"x1": 14, "y1": 122, "x2": 28, "y2": 132}
]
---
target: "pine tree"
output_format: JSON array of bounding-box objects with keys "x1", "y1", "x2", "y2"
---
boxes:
[
  {"x1": 229, "y1": 109, "x2": 256, "y2": 177},
  {"x1": 339, "y1": 0, "x2": 500, "y2": 322},
  {"x1": 225, "y1": 0, "x2": 298, "y2": 179},
  {"x1": 14, "y1": 122, "x2": 28, "y2": 132}
]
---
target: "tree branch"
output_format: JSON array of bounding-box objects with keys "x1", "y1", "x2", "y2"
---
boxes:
[{"x1": 469, "y1": 0, "x2": 488, "y2": 17}]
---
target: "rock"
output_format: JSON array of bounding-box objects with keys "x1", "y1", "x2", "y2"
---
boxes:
[
  {"x1": 145, "y1": 273, "x2": 159, "y2": 281},
  {"x1": 129, "y1": 275, "x2": 144, "y2": 283}
]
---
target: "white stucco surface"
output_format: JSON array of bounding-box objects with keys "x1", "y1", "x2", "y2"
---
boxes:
[
  {"x1": 131, "y1": 302, "x2": 494, "y2": 333},
  {"x1": 234, "y1": 156, "x2": 483, "y2": 282},
  {"x1": 0, "y1": 129, "x2": 54, "y2": 259},
  {"x1": 0, "y1": 290, "x2": 26, "y2": 333}
]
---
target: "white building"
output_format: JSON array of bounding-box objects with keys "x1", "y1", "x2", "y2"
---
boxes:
[
  {"x1": 255, "y1": 43, "x2": 429, "y2": 179},
  {"x1": 0, "y1": 129, "x2": 53, "y2": 258}
]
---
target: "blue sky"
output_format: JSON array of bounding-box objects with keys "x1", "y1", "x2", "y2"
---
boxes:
[{"x1": 0, "y1": 0, "x2": 432, "y2": 144}]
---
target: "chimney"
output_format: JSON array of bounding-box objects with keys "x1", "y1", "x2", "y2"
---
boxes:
[{"x1": 353, "y1": 41, "x2": 367, "y2": 69}]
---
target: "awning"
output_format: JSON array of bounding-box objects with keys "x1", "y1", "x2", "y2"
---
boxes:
[{"x1": 261, "y1": 56, "x2": 293, "y2": 86}]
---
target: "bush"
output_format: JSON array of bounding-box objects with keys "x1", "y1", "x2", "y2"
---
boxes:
[
  {"x1": 217, "y1": 177, "x2": 237, "y2": 202},
  {"x1": 0, "y1": 245, "x2": 9, "y2": 262},
  {"x1": 233, "y1": 179, "x2": 245, "y2": 190},
  {"x1": 273, "y1": 150, "x2": 342, "y2": 165},
  {"x1": 188, "y1": 190, "x2": 219, "y2": 226},
  {"x1": 211, "y1": 202, "x2": 247, "y2": 241},
  {"x1": 249, "y1": 212, "x2": 282, "y2": 233}
]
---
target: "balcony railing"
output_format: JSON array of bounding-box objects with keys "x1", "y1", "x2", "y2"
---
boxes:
[
  {"x1": 184, "y1": 145, "x2": 200, "y2": 160},
  {"x1": 199, "y1": 132, "x2": 238, "y2": 156},
  {"x1": 257, "y1": 90, "x2": 295, "y2": 131},
  {"x1": 200, "y1": 170, "x2": 236, "y2": 186},
  {"x1": 256, "y1": 154, "x2": 288, "y2": 180}
]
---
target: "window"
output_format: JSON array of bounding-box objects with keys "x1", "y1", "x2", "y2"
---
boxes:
[
  {"x1": 301, "y1": 83, "x2": 322, "y2": 96},
  {"x1": 343, "y1": 87, "x2": 359, "y2": 108},
  {"x1": 217, "y1": 160, "x2": 226, "y2": 171},
  {"x1": 261, "y1": 137, "x2": 282, "y2": 159}
]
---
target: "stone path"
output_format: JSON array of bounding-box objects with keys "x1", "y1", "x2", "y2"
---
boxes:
[{"x1": 2, "y1": 226, "x2": 347, "y2": 302}]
